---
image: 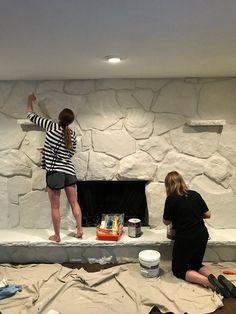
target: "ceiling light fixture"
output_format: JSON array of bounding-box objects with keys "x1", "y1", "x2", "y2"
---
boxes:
[{"x1": 105, "y1": 56, "x2": 121, "y2": 63}]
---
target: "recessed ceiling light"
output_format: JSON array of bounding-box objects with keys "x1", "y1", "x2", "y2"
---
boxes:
[{"x1": 105, "y1": 56, "x2": 121, "y2": 63}]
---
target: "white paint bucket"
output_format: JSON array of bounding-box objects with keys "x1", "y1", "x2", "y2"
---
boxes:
[
  {"x1": 128, "y1": 218, "x2": 141, "y2": 237},
  {"x1": 138, "y1": 250, "x2": 161, "y2": 278}
]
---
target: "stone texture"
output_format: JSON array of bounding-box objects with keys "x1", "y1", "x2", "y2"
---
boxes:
[
  {"x1": 204, "y1": 154, "x2": 233, "y2": 188},
  {"x1": 0, "y1": 82, "x2": 12, "y2": 108},
  {"x1": 132, "y1": 89, "x2": 154, "y2": 111},
  {"x1": 21, "y1": 130, "x2": 46, "y2": 165},
  {"x1": 8, "y1": 203, "x2": 20, "y2": 228},
  {"x1": 191, "y1": 175, "x2": 236, "y2": 229},
  {"x1": 77, "y1": 91, "x2": 123, "y2": 131},
  {"x1": 153, "y1": 113, "x2": 186, "y2": 135},
  {"x1": 118, "y1": 151, "x2": 156, "y2": 180},
  {"x1": 0, "y1": 113, "x2": 25, "y2": 150},
  {"x1": 135, "y1": 79, "x2": 169, "y2": 91},
  {"x1": 92, "y1": 129, "x2": 136, "y2": 159},
  {"x1": 152, "y1": 81, "x2": 197, "y2": 117},
  {"x1": 72, "y1": 151, "x2": 89, "y2": 181},
  {"x1": 170, "y1": 125, "x2": 219, "y2": 158},
  {"x1": 81, "y1": 131, "x2": 92, "y2": 151},
  {"x1": 199, "y1": 79, "x2": 236, "y2": 123},
  {"x1": 7, "y1": 176, "x2": 31, "y2": 204},
  {"x1": 36, "y1": 91, "x2": 85, "y2": 121},
  {"x1": 146, "y1": 182, "x2": 166, "y2": 229},
  {"x1": 64, "y1": 80, "x2": 95, "y2": 94},
  {"x1": 230, "y1": 171, "x2": 236, "y2": 195},
  {"x1": 1, "y1": 81, "x2": 36, "y2": 118},
  {"x1": 19, "y1": 191, "x2": 51, "y2": 228},
  {"x1": 124, "y1": 108, "x2": 154, "y2": 139},
  {"x1": 87, "y1": 151, "x2": 118, "y2": 180},
  {"x1": 218, "y1": 124, "x2": 236, "y2": 166},
  {"x1": 32, "y1": 168, "x2": 45, "y2": 190},
  {"x1": 0, "y1": 150, "x2": 31, "y2": 177},
  {"x1": 96, "y1": 79, "x2": 135, "y2": 90},
  {"x1": 117, "y1": 91, "x2": 142, "y2": 113},
  {"x1": 138, "y1": 135, "x2": 171, "y2": 162},
  {"x1": 36, "y1": 81, "x2": 64, "y2": 93},
  {"x1": 158, "y1": 151, "x2": 205, "y2": 183},
  {"x1": 0, "y1": 177, "x2": 8, "y2": 228}
]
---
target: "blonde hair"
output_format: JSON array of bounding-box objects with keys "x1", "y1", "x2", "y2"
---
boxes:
[{"x1": 165, "y1": 171, "x2": 188, "y2": 196}]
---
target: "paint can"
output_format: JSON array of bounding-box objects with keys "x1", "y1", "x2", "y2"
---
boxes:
[
  {"x1": 139, "y1": 250, "x2": 161, "y2": 278},
  {"x1": 128, "y1": 218, "x2": 141, "y2": 238}
]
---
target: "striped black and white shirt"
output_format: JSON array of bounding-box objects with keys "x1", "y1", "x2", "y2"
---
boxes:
[{"x1": 27, "y1": 112, "x2": 77, "y2": 175}]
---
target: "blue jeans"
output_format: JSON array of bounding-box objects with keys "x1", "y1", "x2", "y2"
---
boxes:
[{"x1": 0, "y1": 284, "x2": 22, "y2": 300}]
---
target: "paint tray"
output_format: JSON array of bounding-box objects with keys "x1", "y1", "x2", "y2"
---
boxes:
[{"x1": 96, "y1": 214, "x2": 124, "y2": 241}]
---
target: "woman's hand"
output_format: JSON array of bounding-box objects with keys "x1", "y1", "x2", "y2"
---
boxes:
[{"x1": 28, "y1": 94, "x2": 36, "y2": 102}]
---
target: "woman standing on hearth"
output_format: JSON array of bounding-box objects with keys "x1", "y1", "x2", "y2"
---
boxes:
[{"x1": 26, "y1": 94, "x2": 83, "y2": 243}]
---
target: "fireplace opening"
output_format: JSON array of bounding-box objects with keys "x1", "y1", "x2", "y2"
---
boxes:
[{"x1": 77, "y1": 180, "x2": 148, "y2": 227}]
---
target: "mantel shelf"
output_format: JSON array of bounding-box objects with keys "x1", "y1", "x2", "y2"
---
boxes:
[
  {"x1": 17, "y1": 119, "x2": 34, "y2": 126},
  {"x1": 187, "y1": 119, "x2": 226, "y2": 126}
]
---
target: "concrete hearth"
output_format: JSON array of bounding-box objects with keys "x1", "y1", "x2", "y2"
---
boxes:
[{"x1": 0, "y1": 226, "x2": 235, "y2": 264}]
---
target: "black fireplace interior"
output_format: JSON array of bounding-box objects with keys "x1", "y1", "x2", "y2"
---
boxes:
[{"x1": 77, "y1": 180, "x2": 148, "y2": 227}]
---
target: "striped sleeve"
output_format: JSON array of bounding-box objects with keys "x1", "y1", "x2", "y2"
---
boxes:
[
  {"x1": 27, "y1": 112, "x2": 54, "y2": 131},
  {"x1": 69, "y1": 132, "x2": 77, "y2": 157}
]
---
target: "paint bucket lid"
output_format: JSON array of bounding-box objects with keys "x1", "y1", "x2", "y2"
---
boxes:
[
  {"x1": 128, "y1": 218, "x2": 141, "y2": 223},
  {"x1": 139, "y1": 250, "x2": 160, "y2": 262}
]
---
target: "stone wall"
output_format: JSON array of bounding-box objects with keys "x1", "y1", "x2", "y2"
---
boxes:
[{"x1": 1, "y1": 78, "x2": 236, "y2": 231}]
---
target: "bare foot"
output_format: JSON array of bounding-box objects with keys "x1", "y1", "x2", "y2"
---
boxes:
[
  {"x1": 74, "y1": 228, "x2": 83, "y2": 239},
  {"x1": 48, "y1": 234, "x2": 61, "y2": 243}
]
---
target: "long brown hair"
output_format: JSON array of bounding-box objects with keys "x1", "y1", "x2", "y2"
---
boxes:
[
  {"x1": 165, "y1": 171, "x2": 188, "y2": 196},
  {"x1": 58, "y1": 108, "x2": 75, "y2": 150}
]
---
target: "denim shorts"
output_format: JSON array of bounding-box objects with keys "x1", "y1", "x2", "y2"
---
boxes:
[{"x1": 46, "y1": 171, "x2": 77, "y2": 190}]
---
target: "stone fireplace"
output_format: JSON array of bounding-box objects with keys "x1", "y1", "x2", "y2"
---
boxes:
[{"x1": 0, "y1": 78, "x2": 236, "y2": 264}]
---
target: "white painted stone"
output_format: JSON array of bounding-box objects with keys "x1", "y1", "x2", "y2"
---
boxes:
[
  {"x1": 32, "y1": 168, "x2": 45, "y2": 190},
  {"x1": 0, "y1": 177, "x2": 8, "y2": 228},
  {"x1": 36, "y1": 91, "x2": 86, "y2": 121},
  {"x1": 108, "y1": 119, "x2": 124, "y2": 130},
  {"x1": 0, "y1": 82, "x2": 12, "y2": 108},
  {"x1": 92, "y1": 129, "x2": 136, "y2": 159},
  {"x1": 230, "y1": 171, "x2": 236, "y2": 195},
  {"x1": 187, "y1": 119, "x2": 225, "y2": 126},
  {"x1": 117, "y1": 90, "x2": 142, "y2": 113},
  {"x1": 21, "y1": 130, "x2": 46, "y2": 165},
  {"x1": 72, "y1": 151, "x2": 89, "y2": 181},
  {"x1": 96, "y1": 79, "x2": 135, "y2": 90},
  {"x1": 77, "y1": 91, "x2": 123, "y2": 131},
  {"x1": 190, "y1": 175, "x2": 236, "y2": 229},
  {"x1": 135, "y1": 79, "x2": 169, "y2": 91},
  {"x1": 153, "y1": 113, "x2": 186, "y2": 135},
  {"x1": 36, "y1": 81, "x2": 64, "y2": 93},
  {"x1": 146, "y1": 182, "x2": 166, "y2": 229},
  {"x1": 218, "y1": 124, "x2": 236, "y2": 166},
  {"x1": 139, "y1": 135, "x2": 172, "y2": 162},
  {"x1": 170, "y1": 125, "x2": 219, "y2": 158},
  {"x1": 87, "y1": 151, "x2": 118, "y2": 180},
  {"x1": 1, "y1": 81, "x2": 36, "y2": 118},
  {"x1": 0, "y1": 113, "x2": 25, "y2": 150},
  {"x1": 158, "y1": 151, "x2": 205, "y2": 183},
  {"x1": 118, "y1": 151, "x2": 156, "y2": 180},
  {"x1": 64, "y1": 80, "x2": 95, "y2": 94},
  {"x1": 81, "y1": 131, "x2": 92, "y2": 151},
  {"x1": 19, "y1": 191, "x2": 51, "y2": 228},
  {"x1": 152, "y1": 81, "x2": 197, "y2": 117},
  {"x1": 8, "y1": 203, "x2": 20, "y2": 228},
  {"x1": 133, "y1": 89, "x2": 154, "y2": 111},
  {"x1": 7, "y1": 176, "x2": 31, "y2": 204},
  {"x1": 124, "y1": 108, "x2": 154, "y2": 139},
  {"x1": 198, "y1": 79, "x2": 236, "y2": 123},
  {"x1": 0, "y1": 149, "x2": 31, "y2": 177},
  {"x1": 204, "y1": 154, "x2": 233, "y2": 188}
]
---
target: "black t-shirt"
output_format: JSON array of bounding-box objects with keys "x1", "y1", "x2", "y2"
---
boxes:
[{"x1": 163, "y1": 190, "x2": 209, "y2": 238}]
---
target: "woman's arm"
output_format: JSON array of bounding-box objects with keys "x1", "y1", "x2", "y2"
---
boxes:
[
  {"x1": 27, "y1": 94, "x2": 36, "y2": 112},
  {"x1": 203, "y1": 209, "x2": 211, "y2": 219}
]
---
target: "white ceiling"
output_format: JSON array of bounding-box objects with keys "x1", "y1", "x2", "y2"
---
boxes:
[{"x1": 1, "y1": 0, "x2": 236, "y2": 80}]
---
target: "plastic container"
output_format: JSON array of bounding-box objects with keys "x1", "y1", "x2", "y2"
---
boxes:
[{"x1": 138, "y1": 250, "x2": 161, "y2": 278}]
